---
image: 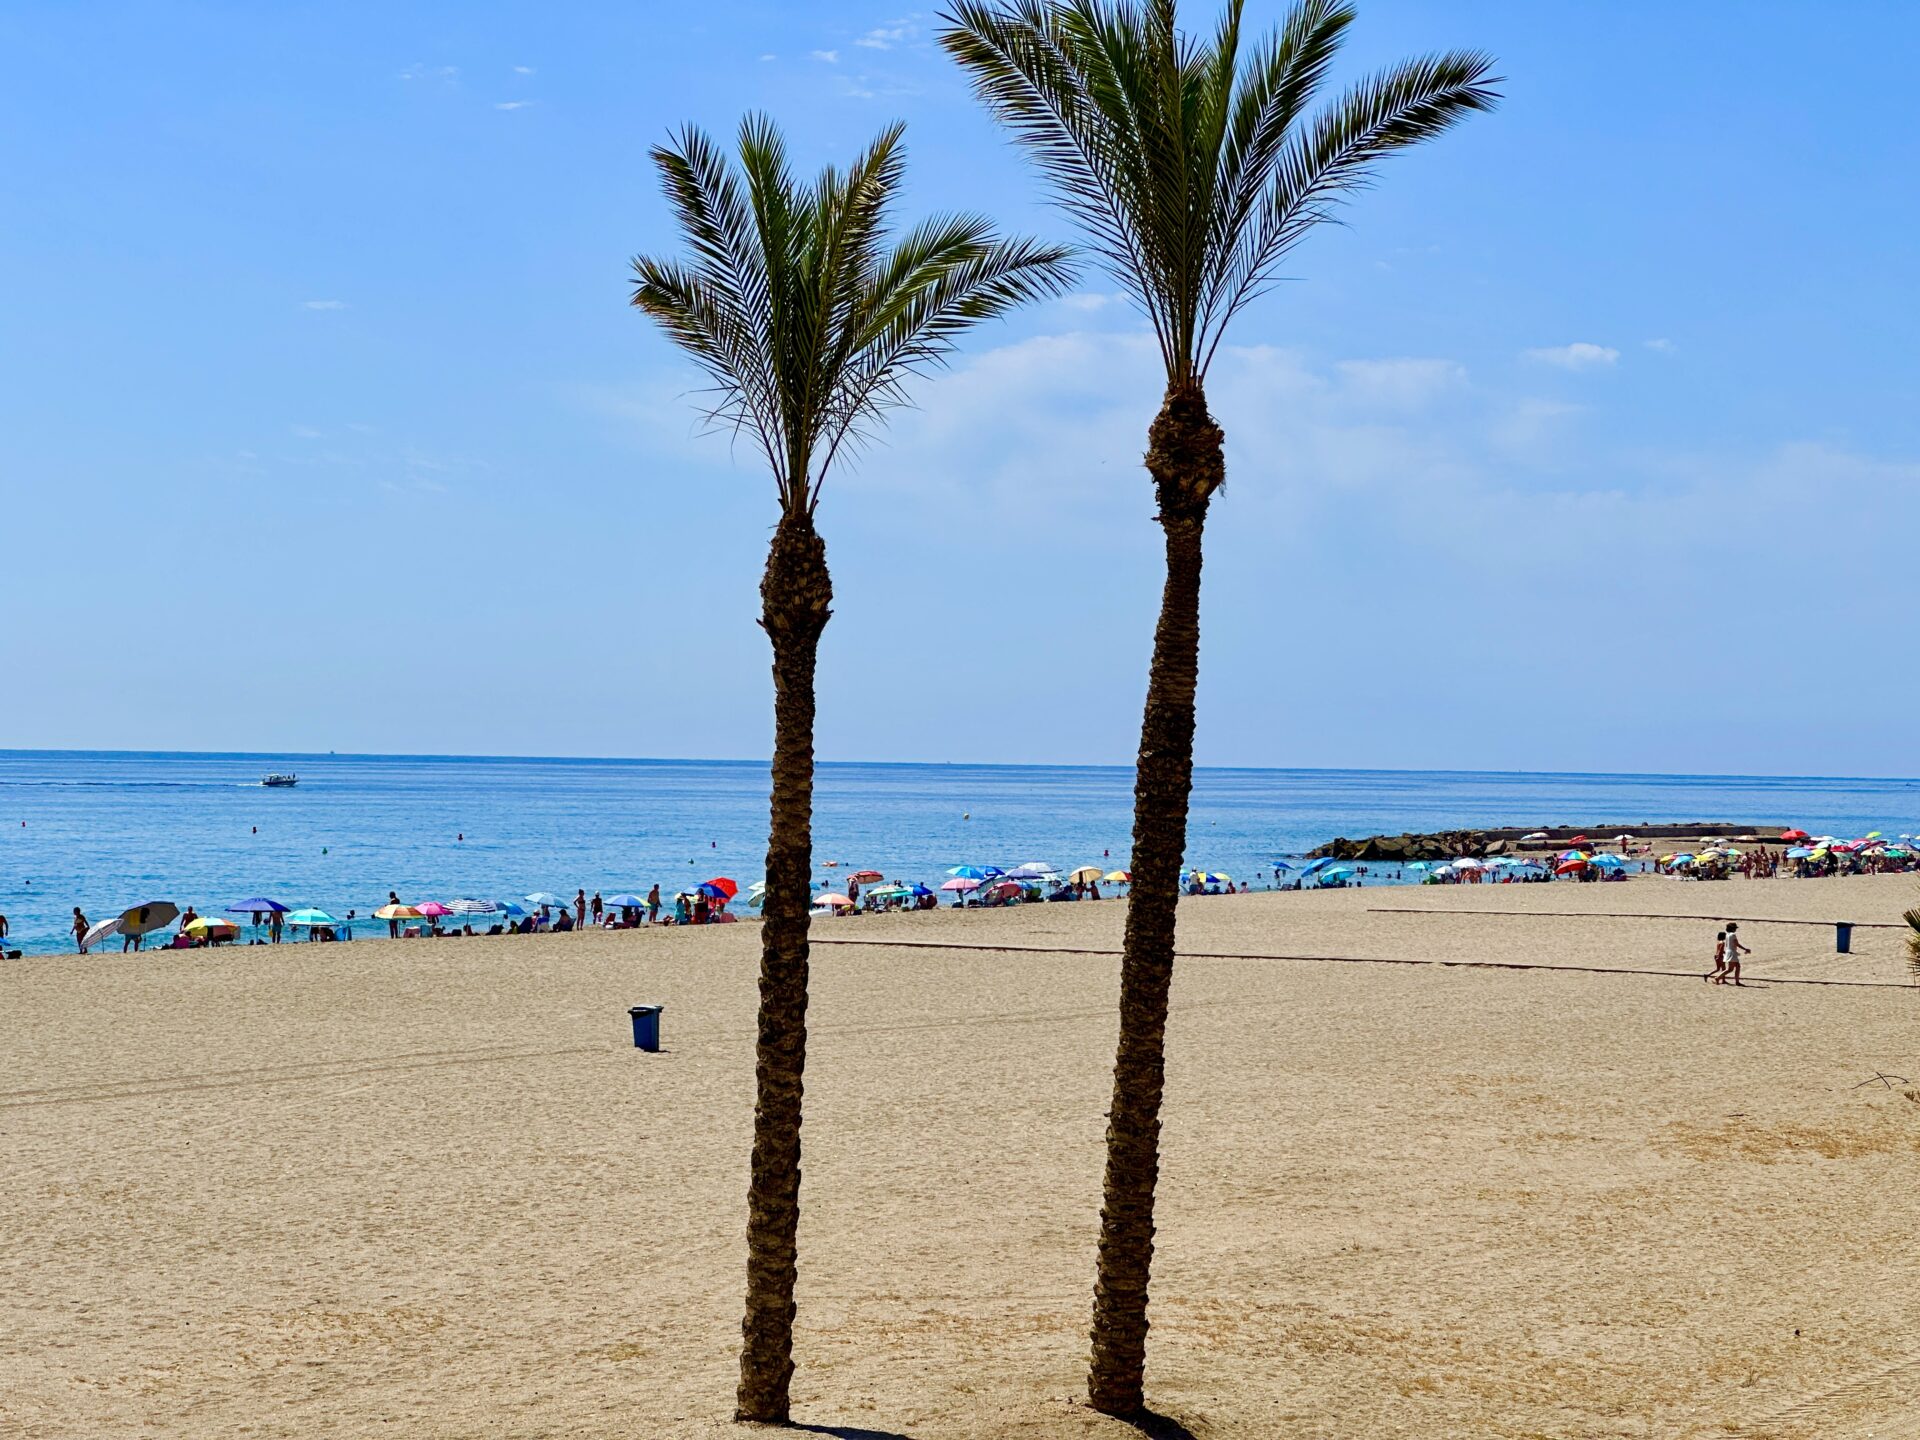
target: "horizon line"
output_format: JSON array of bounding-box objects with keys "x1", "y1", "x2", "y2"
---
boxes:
[{"x1": 1, "y1": 746, "x2": 1915, "y2": 789}]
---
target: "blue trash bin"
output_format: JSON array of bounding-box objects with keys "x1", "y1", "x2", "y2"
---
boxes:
[
  {"x1": 628, "y1": 1004, "x2": 663, "y2": 1052},
  {"x1": 1835, "y1": 922, "x2": 1853, "y2": 955}
]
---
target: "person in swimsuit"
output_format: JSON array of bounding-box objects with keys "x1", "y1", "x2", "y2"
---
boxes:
[
  {"x1": 1707, "y1": 929, "x2": 1726, "y2": 983},
  {"x1": 73, "y1": 907, "x2": 89, "y2": 953},
  {"x1": 575, "y1": 889, "x2": 587, "y2": 929}
]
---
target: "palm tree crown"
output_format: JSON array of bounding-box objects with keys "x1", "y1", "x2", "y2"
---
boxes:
[
  {"x1": 942, "y1": 0, "x2": 1499, "y2": 387},
  {"x1": 632, "y1": 114, "x2": 1074, "y2": 512}
]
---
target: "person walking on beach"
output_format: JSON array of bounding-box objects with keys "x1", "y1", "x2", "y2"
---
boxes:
[
  {"x1": 575, "y1": 889, "x2": 587, "y2": 930},
  {"x1": 1706, "y1": 929, "x2": 1727, "y2": 983},
  {"x1": 1722, "y1": 922, "x2": 1749, "y2": 985},
  {"x1": 73, "y1": 907, "x2": 89, "y2": 953},
  {"x1": 646, "y1": 884, "x2": 661, "y2": 924}
]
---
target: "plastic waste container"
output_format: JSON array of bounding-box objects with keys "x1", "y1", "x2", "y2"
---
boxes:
[
  {"x1": 1835, "y1": 922, "x2": 1853, "y2": 955},
  {"x1": 628, "y1": 1004, "x2": 664, "y2": 1052}
]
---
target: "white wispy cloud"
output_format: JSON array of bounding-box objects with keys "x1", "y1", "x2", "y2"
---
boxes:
[
  {"x1": 760, "y1": 53, "x2": 777, "y2": 61},
  {"x1": 811, "y1": 49, "x2": 839, "y2": 63},
  {"x1": 291, "y1": 425, "x2": 323, "y2": 439},
  {"x1": 856, "y1": 17, "x2": 919, "y2": 49},
  {"x1": 1645, "y1": 337, "x2": 1676, "y2": 353},
  {"x1": 495, "y1": 100, "x2": 533, "y2": 110},
  {"x1": 1524, "y1": 342, "x2": 1619, "y2": 370},
  {"x1": 512, "y1": 64, "x2": 535, "y2": 74},
  {"x1": 397, "y1": 63, "x2": 459, "y2": 82},
  {"x1": 301, "y1": 299, "x2": 347, "y2": 311},
  {"x1": 1059, "y1": 292, "x2": 1119, "y2": 312}
]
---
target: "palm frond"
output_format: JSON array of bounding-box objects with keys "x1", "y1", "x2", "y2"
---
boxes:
[
  {"x1": 942, "y1": 0, "x2": 1499, "y2": 386},
  {"x1": 631, "y1": 117, "x2": 1076, "y2": 514}
]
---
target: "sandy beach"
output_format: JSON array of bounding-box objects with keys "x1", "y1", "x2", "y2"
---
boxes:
[{"x1": 6, "y1": 876, "x2": 1919, "y2": 1438}]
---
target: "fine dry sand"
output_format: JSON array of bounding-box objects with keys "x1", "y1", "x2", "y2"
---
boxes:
[{"x1": 5, "y1": 876, "x2": 1920, "y2": 1438}]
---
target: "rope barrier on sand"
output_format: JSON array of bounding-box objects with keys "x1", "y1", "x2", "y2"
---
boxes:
[
  {"x1": 811, "y1": 938, "x2": 1920, "y2": 990},
  {"x1": 1365, "y1": 907, "x2": 1902, "y2": 929}
]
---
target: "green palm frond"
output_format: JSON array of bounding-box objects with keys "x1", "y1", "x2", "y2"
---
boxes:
[
  {"x1": 631, "y1": 114, "x2": 1076, "y2": 513},
  {"x1": 941, "y1": 0, "x2": 1499, "y2": 385}
]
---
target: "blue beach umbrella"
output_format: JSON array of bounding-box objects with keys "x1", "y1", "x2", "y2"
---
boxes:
[
  {"x1": 524, "y1": 891, "x2": 565, "y2": 907},
  {"x1": 1318, "y1": 865, "x2": 1356, "y2": 882},
  {"x1": 497, "y1": 901, "x2": 528, "y2": 917},
  {"x1": 1589, "y1": 854, "x2": 1627, "y2": 870},
  {"x1": 947, "y1": 865, "x2": 987, "y2": 879},
  {"x1": 603, "y1": 893, "x2": 647, "y2": 908},
  {"x1": 695, "y1": 882, "x2": 730, "y2": 900},
  {"x1": 227, "y1": 897, "x2": 288, "y2": 920}
]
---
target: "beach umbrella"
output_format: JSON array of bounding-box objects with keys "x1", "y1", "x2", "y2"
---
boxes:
[
  {"x1": 119, "y1": 901, "x2": 179, "y2": 936},
  {"x1": 940, "y1": 877, "x2": 981, "y2": 892},
  {"x1": 1780, "y1": 828, "x2": 1809, "y2": 841},
  {"x1": 374, "y1": 903, "x2": 421, "y2": 920},
  {"x1": 414, "y1": 901, "x2": 452, "y2": 918},
  {"x1": 1555, "y1": 859, "x2": 1587, "y2": 876},
  {"x1": 1104, "y1": 870, "x2": 1131, "y2": 883},
  {"x1": 184, "y1": 916, "x2": 240, "y2": 938},
  {"x1": 1068, "y1": 866, "x2": 1104, "y2": 883},
  {"x1": 1521, "y1": 831, "x2": 1549, "y2": 841},
  {"x1": 985, "y1": 879, "x2": 1023, "y2": 898},
  {"x1": 695, "y1": 882, "x2": 734, "y2": 900},
  {"x1": 850, "y1": 870, "x2": 885, "y2": 885},
  {"x1": 225, "y1": 897, "x2": 289, "y2": 918},
  {"x1": 81, "y1": 916, "x2": 123, "y2": 949},
  {"x1": 704, "y1": 877, "x2": 739, "y2": 899},
  {"x1": 496, "y1": 900, "x2": 527, "y2": 917},
  {"x1": 1785, "y1": 846, "x2": 1812, "y2": 858},
  {"x1": 1590, "y1": 854, "x2": 1627, "y2": 870},
  {"x1": 1453, "y1": 858, "x2": 1484, "y2": 870},
  {"x1": 947, "y1": 865, "x2": 989, "y2": 880},
  {"x1": 1318, "y1": 865, "x2": 1356, "y2": 882},
  {"x1": 1006, "y1": 863, "x2": 1055, "y2": 879},
  {"x1": 813, "y1": 892, "x2": 854, "y2": 909},
  {"x1": 524, "y1": 892, "x2": 565, "y2": 907},
  {"x1": 285, "y1": 908, "x2": 336, "y2": 927},
  {"x1": 603, "y1": 893, "x2": 647, "y2": 908},
  {"x1": 447, "y1": 898, "x2": 497, "y2": 915},
  {"x1": 1669, "y1": 853, "x2": 1695, "y2": 866},
  {"x1": 1301, "y1": 857, "x2": 1336, "y2": 875},
  {"x1": 908, "y1": 884, "x2": 933, "y2": 897}
]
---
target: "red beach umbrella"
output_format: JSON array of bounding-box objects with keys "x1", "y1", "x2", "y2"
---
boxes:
[
  {"x1": 850, "y1": 870, "x2": 884, "y2": 885},
  {"x1": 704, "y1": 877, "x2": 739, "y2": 899},
  {"x1": 1780, "y1": 828, "x2": 1809, "y2": 841}
]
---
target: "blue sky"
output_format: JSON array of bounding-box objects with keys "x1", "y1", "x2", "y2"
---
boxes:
[{"x1": 3, "y1": 1, "x2": 1917, "y2": 775}]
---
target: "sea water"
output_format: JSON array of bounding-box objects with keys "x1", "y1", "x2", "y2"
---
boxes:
[{"x1": 1, "y1": 749, "x2": 1916, "y2": 954}]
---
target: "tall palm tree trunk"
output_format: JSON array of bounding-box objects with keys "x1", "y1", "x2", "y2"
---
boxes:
[
  {"x1": 1089, "y1": 383, "x2": 1224, "y2": 1417},
  {"x1": 736, "y1": 512, "x2": 833, "y2": 1424}
]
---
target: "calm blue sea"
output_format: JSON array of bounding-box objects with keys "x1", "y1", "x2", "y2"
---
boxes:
[{"x1": 1, "y1": 750, "x2": 1917, "y2": 954}]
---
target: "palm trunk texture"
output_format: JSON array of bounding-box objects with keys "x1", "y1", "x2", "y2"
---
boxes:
[
  {"x1": 736, "y1": 514, "x2": 833, "y2": 1424},
  {"x1": 1088, "y1": 383, "x2": 1225, "y2": 1417}
]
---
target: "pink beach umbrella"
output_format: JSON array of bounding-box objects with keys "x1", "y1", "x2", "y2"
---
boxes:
[
  {"x1": 414, "y1": 901, "x2": 453, "y2": 917},
  {"x1": 939, "y1": 877, "x2": 981, "y2": 892}
]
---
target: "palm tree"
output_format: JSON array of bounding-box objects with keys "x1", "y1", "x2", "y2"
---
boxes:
[
  {"x1": 940, "y1": 0, "x2": 1497, "y2": 1416},
  {"x1": 629, "y1": 116, "x2": 1072, "y2": 1424}
]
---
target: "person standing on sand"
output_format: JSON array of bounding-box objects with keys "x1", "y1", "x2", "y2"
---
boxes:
[
  {"x1": 591, "y1": 892, "x2": 603, "y2": 926},
  {"x1": 269, "y1": 909, "x2": 283, "y2": 945},
  {"x1": 73, "y1": 907, "x2": 88, "y2": 953},
  {"x1": 1722, "y1": 923, "x2": 1749, "y2": 985},
  {"x1": 575, "y1": 889, "x2": 587, "y2": 930},
  {"x1": 1707, "y1": 930, "x2": 1727, "y2": 983},
  {"x1": 646, "y1": 884, "x2": 661, "y2": 925}
]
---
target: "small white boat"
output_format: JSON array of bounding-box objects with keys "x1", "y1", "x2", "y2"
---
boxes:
[{"x1": 262, "y1": 773, "x2": 299, "y2": 788}]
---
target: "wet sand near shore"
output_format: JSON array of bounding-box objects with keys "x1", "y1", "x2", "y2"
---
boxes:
[{"x1": 5, "y1": 877, "x2": 1919, "y2": 1439}]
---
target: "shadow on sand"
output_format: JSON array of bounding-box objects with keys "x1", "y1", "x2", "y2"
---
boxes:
[{"x1": 1122, "y1": 1410, "x2": 1199, "y2": 1440}]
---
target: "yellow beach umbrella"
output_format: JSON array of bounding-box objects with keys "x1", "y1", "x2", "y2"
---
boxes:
[
  {"x1": 1068, "y1": 866, "x2": 1104, "y2": 883},
  {"x1": 374, "y1": 903, "x2": 422, "y2": 921},
  {"x1": 184, "y1": 915, "x2": 238, "y2": 934},
  {"x1": 1104, "y1": 870, "x2": 1131, "y2": 883}
]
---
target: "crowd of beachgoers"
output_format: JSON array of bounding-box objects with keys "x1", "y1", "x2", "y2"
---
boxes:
[{"x1": 4, "y1": 829, "x2": 1914, "y2": 960}]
